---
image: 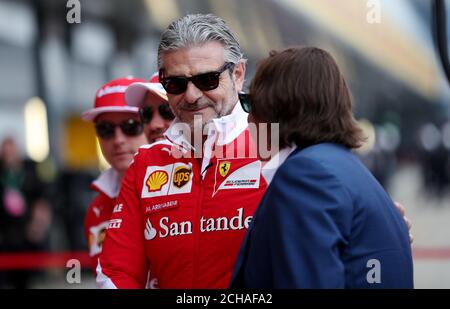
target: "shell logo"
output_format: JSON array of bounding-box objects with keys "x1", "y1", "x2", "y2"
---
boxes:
[{"x1": 146, "y1": 170, "x2": 169, "y2": 192}]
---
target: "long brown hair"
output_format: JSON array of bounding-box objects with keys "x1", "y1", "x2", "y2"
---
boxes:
[{"x1": 249, "y1": 46, "x2": 365, "y2": 149}]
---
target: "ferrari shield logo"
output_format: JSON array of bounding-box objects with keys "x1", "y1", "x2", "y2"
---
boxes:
[{"x1": 219, "y1": 161, "x2": 231, "y2": 177}]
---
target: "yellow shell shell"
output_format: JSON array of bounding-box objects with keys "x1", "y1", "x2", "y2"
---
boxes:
[{"x1": 146, "y1": 170, "x2": 168, "y2": 192}]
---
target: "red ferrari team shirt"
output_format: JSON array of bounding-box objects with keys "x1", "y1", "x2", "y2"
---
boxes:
[{"x1": 98, "y1": 103, "x2": 269, "y2": 288}]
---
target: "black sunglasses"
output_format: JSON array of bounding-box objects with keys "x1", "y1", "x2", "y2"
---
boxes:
[
  {"x1": 238, "y1": 92, "x2": 251, "y2": 113},
  {"x1": 95, "y1": 119, "x2": 144, "y2": 139},
  {"x1": 159, "y1": 62, "x2": 235, "y2": 95},
  {"x1": 140, "y1": 103, "x2": 175, "y2": 123}
]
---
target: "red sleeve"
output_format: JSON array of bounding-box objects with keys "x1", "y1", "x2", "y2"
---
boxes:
[
  {"x1": 83, "y1": 202, "x2": 97, "y2": 272},
  {"x1": 97, "y1": 156, "x2": 149, "y2": 288},
  {"x1": 84, "y1": 203, "x2": 95, "y2": 253}
]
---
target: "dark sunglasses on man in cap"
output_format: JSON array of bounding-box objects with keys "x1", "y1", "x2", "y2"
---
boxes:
[
  {"x1": 95, "y1": 119, "x2": 144, "y2": 139},
  {"x1": 140, "y1": 103, "x2": 175, "y2": 123},
  {"x1": 238, "y1": 92, "x2": 251, "y2": 113},
  {"x1": 159, "y1": 62, "x2": 235, "y2": 95}
]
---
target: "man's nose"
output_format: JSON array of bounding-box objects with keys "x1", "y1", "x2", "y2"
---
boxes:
[
  {"x1": 148, "y1": 111, "x2": 166, "y2": 131},
  {"x1": 112, "y1": 126, "x2": 126, "y2": 144},
  {"x1": 183, "y1": 81, "x2": 203, "y2": 104}
]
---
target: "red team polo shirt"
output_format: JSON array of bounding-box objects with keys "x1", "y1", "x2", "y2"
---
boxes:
[{"x1": 97, "y1": 103, "x2": 269, "y2": 288}]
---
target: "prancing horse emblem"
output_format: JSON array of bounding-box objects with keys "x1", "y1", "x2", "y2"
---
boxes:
[{"x1": 219, "y1": 161, "x2": 231, "y2": 177}]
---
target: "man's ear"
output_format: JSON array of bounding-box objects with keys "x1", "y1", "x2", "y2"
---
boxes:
[{"x1": 233, "y1": 60, "x2": 246, "y2": 92}]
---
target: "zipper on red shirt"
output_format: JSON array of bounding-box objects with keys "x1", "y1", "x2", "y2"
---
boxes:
[{"x1": 191, "y1": 157, "x2": 203, "y2": 288}]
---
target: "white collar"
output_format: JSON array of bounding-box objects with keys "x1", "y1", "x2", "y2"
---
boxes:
[
  {"x1": 261, "y1": 146, "x2": 297, "y2": 185},
  {"x1": 163, "y1": 101, "x2": 248, "y2": 176},
  {"x1": 91, "y1": 168, "x2": 121, "y2": 199},
  {"x1": 212, "y1": 101, "x2": 248, "y2": 146}
]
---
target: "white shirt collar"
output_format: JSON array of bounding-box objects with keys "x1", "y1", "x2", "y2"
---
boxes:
[
  {"x1": 261, "y1": 146, "x2": 297, "y2": 185},
  {"x1": 91, "y1": 168, "x2": 121, "y2": 199},
  {"x1": 212, "y1": 101, "x2": 248, "y2": 146}
]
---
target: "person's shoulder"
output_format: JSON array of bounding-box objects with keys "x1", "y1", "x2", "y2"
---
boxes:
[
  {"x1": 86, "y1": 189, "x2": 115, "y2": 214},
  {"x1": 273, "y1": 143, "x2": 352, "y2": 186},
  {"x1": 88, "y1": 191, "x2": 115, "y2": 210},
  {"x1": 271, "y1": 144, "x2": 354, "y2": 212},
  {"x1": 84, "y1": 192, "x2": 114, "y2": 228},
  {"x1": 139, "y1": 139, "x2": 174, "y2": 151},
  {"x1": 281, "y1": 143, "x2": 334, "y2": 167},
  {"x1": 285, "y1": 143, "x2": 351, "y2": 169},
  {"x1": 297, "y1": 143, "x2": 349, "y2": 159},
  {"x1": 132, "y1": 139, "x2": 177, "y2": 164}
]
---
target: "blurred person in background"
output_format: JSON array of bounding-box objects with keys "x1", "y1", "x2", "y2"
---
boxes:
[
  {"x1": 231, "y1": 46, "x2": 413, "y2": 288},
  {"x1": 0, "y1": 137, "x2": 52, "y2": 288},
  {"x1": 82, "y1": 76, "x2": 170, "y2": 273},
  {"x1": 421, "y1": 146, "x2": 450, "y2": 200}
]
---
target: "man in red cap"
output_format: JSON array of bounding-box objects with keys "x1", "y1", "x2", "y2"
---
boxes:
[
  {"x1": 82, "y1": 75, "x2": 174, "y2": 275},
  {"x1": 82, "y1": 76, "x2": 168, "y2": 272}
]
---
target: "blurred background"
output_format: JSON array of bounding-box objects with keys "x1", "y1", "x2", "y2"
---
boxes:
[{"x1": 0, "y1": 0, "x2": 449, "y2": 288}]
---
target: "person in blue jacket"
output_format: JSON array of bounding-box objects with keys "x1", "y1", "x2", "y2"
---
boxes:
[{"x1": 231, "y1": 46, "x2": 414, "y2": 288}]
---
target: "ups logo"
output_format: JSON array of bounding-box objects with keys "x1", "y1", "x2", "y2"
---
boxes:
[{"x1": 173, "y1": 166, "x2": 192, "y2": 188}]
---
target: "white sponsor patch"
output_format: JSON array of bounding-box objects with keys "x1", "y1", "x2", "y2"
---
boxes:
[
  {"x1": 88, "y1": 221, "x2": 109, "y2": 256},
  {"x1": 113, "y1": 203, "x2": 123, "y2": 213},
  {"x1": 213, "y1": 160, "x2": 261, "y2": 196},
  {"x1": 107, "y1": 218, "x2": 122, "y2": 229},
  {"x1": 141, "y1": 163, "x2": 193, "y2": 198},
  {"x1": 145, "y1": 200, "x2": 178, "y2": 214},
  {"x1": 143, "y1": 207, "x2": 252, "y2": 241}
]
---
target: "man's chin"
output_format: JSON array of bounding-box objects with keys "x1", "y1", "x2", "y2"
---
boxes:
[{"x1": 180, "y1": 109, "x2": 216, "y2": 124}]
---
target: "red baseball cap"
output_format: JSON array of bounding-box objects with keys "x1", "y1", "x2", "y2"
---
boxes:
[
  {"x1": 82, "y1": 76, "x2": 146, "y2": 121},
  {"x1": 125, "y1": 73, "x2": 168, "y2": 107}
]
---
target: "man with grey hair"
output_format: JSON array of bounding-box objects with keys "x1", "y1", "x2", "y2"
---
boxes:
[
  {"x1": 157, "y1": 13, "x2": 246, "y2": 132},
  {"x1": 97, "y1": 13, "x2": 269, "y2": 289}
]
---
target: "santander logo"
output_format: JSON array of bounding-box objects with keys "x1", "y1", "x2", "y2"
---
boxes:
[
  {"x1": 144, "y1": 207, "x2": 252, "y2": 240},
  {"x1": 144, "y1": 219, "x2": 157, "y2": 240}
]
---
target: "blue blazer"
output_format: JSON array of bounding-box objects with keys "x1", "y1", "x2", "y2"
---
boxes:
[{"x1": 231, "y1": 143, "x2": 413, "y2": 288}]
